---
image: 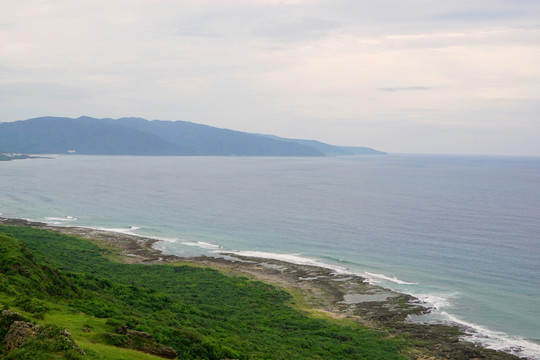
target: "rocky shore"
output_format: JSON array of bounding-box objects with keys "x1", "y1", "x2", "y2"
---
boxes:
[{"x1": 0, "y1": 217, "x2": 524, "y2": 359}]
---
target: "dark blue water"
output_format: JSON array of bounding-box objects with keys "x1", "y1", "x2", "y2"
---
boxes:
[{"x1": 1, "y1": 154, "x2": 539, "y2": 358}]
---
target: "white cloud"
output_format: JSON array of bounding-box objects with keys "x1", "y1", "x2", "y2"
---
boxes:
[{"x1": 254, "y1": 17, "x2": 340, "y2": 41}]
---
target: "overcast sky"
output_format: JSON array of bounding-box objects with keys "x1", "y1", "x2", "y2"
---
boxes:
[{"x1": 1, "y1": 0, "x2": 540, "y2": 155}]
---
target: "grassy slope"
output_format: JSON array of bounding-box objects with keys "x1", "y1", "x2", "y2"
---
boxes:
[{"x1": 0, "y1": 225, "x2": 411, "y2": 359}]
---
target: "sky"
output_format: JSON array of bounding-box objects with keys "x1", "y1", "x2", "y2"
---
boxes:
[{"x1": 1, "y1": 0, "x2": 540, "y2": 155}]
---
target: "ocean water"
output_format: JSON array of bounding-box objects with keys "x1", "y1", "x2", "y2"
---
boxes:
[{"x1": 1, "y1": 154, "x2": 539, "y2": 359}]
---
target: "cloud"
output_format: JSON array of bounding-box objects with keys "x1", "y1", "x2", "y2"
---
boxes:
[
  {"x1": 431, "y1": 9, "x2": 521, "y2": 22},
  {"x1": 176, "y1": 25, "x2": 221, "y2": 38},
  {"x1": 254, "y1": 17, "x2": 340, "y2": 41},
  {"x1": 379, "y1": 87, "x2": 432, "y2": 92}
]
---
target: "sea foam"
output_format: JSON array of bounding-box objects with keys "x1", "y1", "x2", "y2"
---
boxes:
[
  {"x1": 441, "y1": 311, "x2": 540, "y2": 360},
  {"x1": 217, "y1": 250, "x2": 348, "y2": 273},
  {"x1": 96, "y1": 226, "x2": 141, "y2": 235},
  {"x1": 406, "y1": 293, "x2": 540, "y2": 359},
  {"x1": 363, "y1": 271, "x2": 417, "y2": 285},
  {"x1": 182, "y1": 241, "x2": 221, "y2": 249},
  {"x1": 44, "y1": 216, "x2": 78, "y2": 225}
]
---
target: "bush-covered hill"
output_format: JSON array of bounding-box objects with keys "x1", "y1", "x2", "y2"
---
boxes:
[{"x1": 0, "y1": 225, "x2": 408, "y2": 359}]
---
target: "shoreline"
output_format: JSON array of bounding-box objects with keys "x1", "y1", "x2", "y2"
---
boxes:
[{"x1": 0, "y1": 217, "x2": 526, "y2": 359}]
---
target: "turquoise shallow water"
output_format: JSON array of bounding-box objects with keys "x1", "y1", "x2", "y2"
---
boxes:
[{"x1": 1, "y1": 154, "x2": 539, "y2": 358}]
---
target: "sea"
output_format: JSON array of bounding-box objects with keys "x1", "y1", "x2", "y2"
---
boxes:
[{"x1": 1, "y1": 154, "x2": 539, "y2": 359}]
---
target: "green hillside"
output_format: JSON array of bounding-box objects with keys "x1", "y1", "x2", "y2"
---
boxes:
[{"x1": 0, "y1": 225, "x2": 409, "y2": 359}]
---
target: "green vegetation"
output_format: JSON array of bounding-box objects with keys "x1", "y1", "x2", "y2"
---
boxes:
[{"x1": 0, "y1": 225, "x2": 409, "y2": 359}]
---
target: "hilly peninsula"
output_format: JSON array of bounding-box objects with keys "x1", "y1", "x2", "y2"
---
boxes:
[{"x1": 0, "y1": 116, "x2": 385, "y2": 156}]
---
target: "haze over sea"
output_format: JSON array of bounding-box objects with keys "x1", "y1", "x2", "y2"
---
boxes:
[{"x1": 1, "y1": 154, "x2": 539, "y2": 359}]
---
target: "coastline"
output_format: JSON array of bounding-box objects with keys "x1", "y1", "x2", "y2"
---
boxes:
[{"x1": 0, "y1": 217, "x2": 526, "y2": 359}]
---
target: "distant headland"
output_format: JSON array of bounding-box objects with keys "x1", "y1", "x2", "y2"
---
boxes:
[
  {"x1": 0, "y1": 153, "x2": 48, "y2": 161},
  {"x1": 0, "y1": 116, "x2": 386, "y2": 157}
]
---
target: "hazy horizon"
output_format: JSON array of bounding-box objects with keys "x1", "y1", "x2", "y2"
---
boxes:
[{"x1": 1, "y1": 1, "x2": 539, "y2": 156}]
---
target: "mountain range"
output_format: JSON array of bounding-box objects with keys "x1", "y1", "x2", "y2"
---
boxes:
[{"x1": 0, "y1": 116, "x2": 385, "y2": 156}]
